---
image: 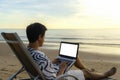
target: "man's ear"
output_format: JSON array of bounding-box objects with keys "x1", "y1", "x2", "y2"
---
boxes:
[{"x1": 38, "y1": 35, "x2": 42, "y2": 41}]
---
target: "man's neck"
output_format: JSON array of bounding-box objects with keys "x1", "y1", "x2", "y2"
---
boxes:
[{"x1": 28, "y1": 42, "x2": 39, "y2": 50}]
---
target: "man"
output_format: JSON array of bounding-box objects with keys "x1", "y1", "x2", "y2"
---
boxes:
[{"x1": 26, "y1": 22, "x2": 116, "y2": 80}]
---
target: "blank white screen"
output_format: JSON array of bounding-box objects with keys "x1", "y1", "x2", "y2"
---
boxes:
[{"x1": 60, "y1": 43, "x2": 78, "y2": 58}]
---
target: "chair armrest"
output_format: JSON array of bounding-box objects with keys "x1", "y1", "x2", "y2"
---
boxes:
[{"x1": 57, "y1": 74, "x2": 79, "y2": 80}]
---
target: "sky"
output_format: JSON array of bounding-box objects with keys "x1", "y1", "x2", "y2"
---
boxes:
[{"x1": 0, "y1": 0, "x2": 120, "y2": 29}]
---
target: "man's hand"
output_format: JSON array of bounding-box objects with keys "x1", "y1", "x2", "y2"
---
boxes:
[
  {"x1": 52, "y1": 58, "x2": 61, "y2": 64},
  {"x1": 59, "y1": 61, "x2": 67, "y2": 69},
  {"x1": 57, "y1": 61, "x2": 67, "y2": 76}
]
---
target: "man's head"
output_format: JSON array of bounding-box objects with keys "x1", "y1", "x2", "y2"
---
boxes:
[{"x1": 26, "y1": 22, "x2": 47, "y2": 44}]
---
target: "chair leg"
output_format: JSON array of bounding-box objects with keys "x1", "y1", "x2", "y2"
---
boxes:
[{"x1": 8, "y1": 66, "x2": 25, "y2": 80}]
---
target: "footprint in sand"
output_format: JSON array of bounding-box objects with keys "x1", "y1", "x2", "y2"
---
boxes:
[{"x1": 0, "y1": 68, "x2": 8, "y2": 71}]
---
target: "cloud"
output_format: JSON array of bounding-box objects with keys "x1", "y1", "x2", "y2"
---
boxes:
[
  {"x1": 0, "y1": 0, "x2": 83, "y2": 29},
  {"x1": 0, "y1": 0, "x2": 80, "y2": 17}
]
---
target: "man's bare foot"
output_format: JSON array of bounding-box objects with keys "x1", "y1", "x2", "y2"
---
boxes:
[{"x1": 104, "y1": 67, "x2": 117, "y2": 77}]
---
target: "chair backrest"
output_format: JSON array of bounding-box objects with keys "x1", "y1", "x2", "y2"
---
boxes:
[{"x1": 1, "y1": 32, "x2": 45, "y2": 80}]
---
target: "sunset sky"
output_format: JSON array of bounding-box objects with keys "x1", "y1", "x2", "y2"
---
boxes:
[{"x1": 0, "y1": 0, "x2": 120, "y2": 29}]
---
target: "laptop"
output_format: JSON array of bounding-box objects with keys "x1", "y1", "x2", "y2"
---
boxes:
[{"x1": 57, "y1": 41, "x2": 79, "y2": 73}]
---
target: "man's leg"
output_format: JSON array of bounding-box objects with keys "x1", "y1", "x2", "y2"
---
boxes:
[
  {"x1": 74, "y1": 56, "x2": 116, "y2": 79},
  {"x1": 74, "y1": 56, "x2": 86, "y2": 69},
  {"x1": 82, "y1": 67, "x2": 116, "y2": 80}
]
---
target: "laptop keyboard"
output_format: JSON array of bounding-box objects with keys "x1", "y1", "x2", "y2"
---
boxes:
[{"x1": 58, "y1": 58, "x2": 73, "y2": 66}]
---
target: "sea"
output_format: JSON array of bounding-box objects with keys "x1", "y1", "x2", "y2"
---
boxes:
[{"x1": 1, "y1": 29, "x2": 120, "y2": 55}]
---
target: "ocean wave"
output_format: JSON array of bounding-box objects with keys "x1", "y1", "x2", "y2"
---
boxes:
[{"x1": 46, "y1": 37, "x2": 120, "y2": 40}]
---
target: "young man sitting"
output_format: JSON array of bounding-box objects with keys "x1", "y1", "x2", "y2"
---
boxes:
[{"x1": 26, "y1": 22, "x2": 116, "y2": 80}]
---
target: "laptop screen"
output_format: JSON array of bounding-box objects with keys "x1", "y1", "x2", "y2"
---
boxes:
[{"x1": 59, "y1": 42, "x2": 79, "y2": 58}]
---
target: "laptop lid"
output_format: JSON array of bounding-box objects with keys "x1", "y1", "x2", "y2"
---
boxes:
[{"x1": 59, "y1": 41, "x2": 79, "y2": 59}]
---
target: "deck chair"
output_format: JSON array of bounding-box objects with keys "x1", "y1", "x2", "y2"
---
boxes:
[{"x1": 1, "y1": 32, "x2": 79, "y2": 80}]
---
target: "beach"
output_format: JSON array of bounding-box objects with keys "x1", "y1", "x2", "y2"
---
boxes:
[{"x1": 0, "y1": 42, "x2": 120, "y2": 80}]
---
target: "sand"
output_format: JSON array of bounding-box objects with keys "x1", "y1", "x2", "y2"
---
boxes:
[{"x1": 0, "y1": 42, "x2": 120, "y2": 80}]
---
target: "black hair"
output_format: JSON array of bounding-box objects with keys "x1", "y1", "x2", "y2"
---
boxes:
[{"x1": 26, "y1": 22, "x2": 47, "y2": 43}]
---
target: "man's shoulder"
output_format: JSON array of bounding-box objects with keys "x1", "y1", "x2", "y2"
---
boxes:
[
  {"x1": 27, "y1": 47, "x2": 45, "y2": 56},
  {"x1": 34, "y1": 50, "x2": 45, "y2": 55}
]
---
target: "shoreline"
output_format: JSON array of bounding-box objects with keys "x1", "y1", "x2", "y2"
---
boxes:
[{"x1": 0, "y1": 42, "x2": 120, "y2": 79}]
